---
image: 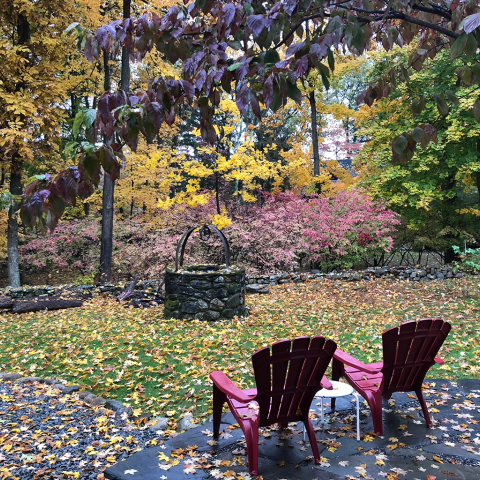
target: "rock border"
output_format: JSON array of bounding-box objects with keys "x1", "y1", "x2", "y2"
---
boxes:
[
  {"x1": 0, "y1": 280, "x2": 162, "y2": 300},
  {"x1": 247, "y1": 263, "x2": 475, "y2": 287},
  {"x1": 0, "y1": 263, "x2": 474, "y2": 302},
  {"x1": 0, "y1": 372, "x2": 207, "y2": 435},
  {"x1": 0, "y1": 372, "x2": 130, "y2": 418},
  {"x1": 0, "y1": 264, "x2": 473, "y2": 300}
]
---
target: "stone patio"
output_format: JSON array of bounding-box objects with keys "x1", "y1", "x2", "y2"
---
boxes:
[{"x1": 104, "y1": 379, "x2": 480, "y2": 480}]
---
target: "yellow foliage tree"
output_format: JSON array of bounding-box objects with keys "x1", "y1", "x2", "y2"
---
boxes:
[{"x1": 0, "y1": 0, "x2": 81, "y2": 286}]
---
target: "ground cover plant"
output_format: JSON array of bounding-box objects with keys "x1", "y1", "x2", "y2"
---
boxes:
[{"x1": 0, "y1": 278, "x2": 479, "y2": 432}]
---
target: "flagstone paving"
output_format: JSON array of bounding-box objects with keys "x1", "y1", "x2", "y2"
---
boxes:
[
  {"x1": 105, "y1": 379, "x2": 480, "y2": 480},
  {"x1": 1, "y1": 378, "x2": 479, "y2": 479}
]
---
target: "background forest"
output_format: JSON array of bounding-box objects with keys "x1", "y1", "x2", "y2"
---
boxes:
[{"x1": 2, "y1": 0, "x2": 480, "y2": 287}]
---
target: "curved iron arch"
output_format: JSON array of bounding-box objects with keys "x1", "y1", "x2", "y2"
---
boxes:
[{"x1": 175, "y1": 224, "x2": 231, "y2": 271}]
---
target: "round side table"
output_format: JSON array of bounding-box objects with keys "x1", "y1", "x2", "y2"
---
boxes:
[{"x1": 304, "y1": 380, "x2": 361, "y2": 441}]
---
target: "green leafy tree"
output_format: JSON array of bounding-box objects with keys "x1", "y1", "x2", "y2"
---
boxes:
[{"x1": 356, "y1": 47, "x2": 480, "y2": 257}]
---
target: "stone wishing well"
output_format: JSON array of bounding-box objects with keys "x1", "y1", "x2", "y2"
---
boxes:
[{"x1": 164, "y1": 225, "x2": 246, "y2": 321}]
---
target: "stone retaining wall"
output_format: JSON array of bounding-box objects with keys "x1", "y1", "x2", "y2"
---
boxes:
[
  {"x1": 0, "y1": 264, "x2": 473, "y2": 300},
  {"x1": 1, "y1": 280, "x2": 161, "y2": 299},
  {"x1": 247, "y1": 264, "x2": 474, "y2": 285}
]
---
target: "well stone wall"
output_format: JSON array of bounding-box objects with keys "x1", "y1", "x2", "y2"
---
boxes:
[{"x1": 164, "y1": 265, "x2": 247, "y2": 321}]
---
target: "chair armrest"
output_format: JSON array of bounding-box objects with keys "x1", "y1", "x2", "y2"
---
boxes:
[
  {"x1": 321, "y1": 376, "x2": 333, "y2": 390},
  {"x1": 333, "y1": 349, "x2": 382, "y2": 374},
  {"x1": 210, "y1": 371, "x2": 256, "y2": 404},
  {"x1": 434, "y1": 356, "x2": 444, "y2": 366}
]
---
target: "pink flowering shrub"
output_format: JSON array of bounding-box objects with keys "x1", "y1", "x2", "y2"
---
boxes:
[
  {"x1": 20, "y1": 220, "x2": 101, "y2": 278},
  {"x1": 20, "y1": 190, "x2": 399, "y2": 280},
  {"x1": 137, "y1": 190, "x2": 398, "y2": 276},
  {"x1": 20, "y1": 220, "x2": 154, "y2": 281},
  {"x1": 301, "y1": 191, "x2": 400, "y2": 271},
  {"x1": 218, "y1": 193, "x2": 308, "y2": 273}
]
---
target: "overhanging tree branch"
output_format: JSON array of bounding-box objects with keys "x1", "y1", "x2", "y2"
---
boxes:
[
  {"x1": 383, "y1": 12, "x2": 459, "y2": 39},
  {"x1": 412, "y1": 3, "x2": 452, "y2": 21},
  {"x1": 274, "y1": 13, "x2": 328, "y2": 50}
]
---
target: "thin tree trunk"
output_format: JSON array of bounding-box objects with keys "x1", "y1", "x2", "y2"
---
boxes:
[
  {"x1": 99, "y1": 50, "x2": 114, "y2": 283},
  {"x1": 7, "y1": 156, "x2": 22, "y2": 287},
  {"x1": 441, "y1": 174, "x2": 456, "y2": 265},
  {"x1": 306, "y1": 21, "x2": 320, "y2": 180},
  {"x1": 477, "y1": 139, "x2": 480, "y2": 207},
  {"x1": 100, "y1": 175, "x2": 115, "y2": 282},
  {"x1": 215, "y1": 173, "x2": 220, "y2": 214},
  {"x1": 120, "y1": 0, "x2": 131, "y2": 92},
  {"x1": 309, "y1": 89, "x2": 321, "y2": 192},
  {"x1": 8, "y1": 14, "x2": 30, "y2": 287},
  {"x1": 103, "y1": 50, "x2": 110, "y2": 93},
  {"x1": 100, "y1": 0, "x2": 131, "y2": 283},
  {"x1": 125, "y1": 0, "x2": 133, "y2": 217},
  {"x1": 130, "y1": 170, "x2": 134, "y2": 216},
  {"x1": 477, "y1": 171, "x2": 480, "y2": 207}
]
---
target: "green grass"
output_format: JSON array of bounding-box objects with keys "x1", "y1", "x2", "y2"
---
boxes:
[{"x1": 1, "y1": 277, "x2": 479, "y2": 430}]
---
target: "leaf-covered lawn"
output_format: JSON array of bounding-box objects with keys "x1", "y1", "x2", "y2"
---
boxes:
[{"x1": 1, "y1": 278, "x2": 479, "y2": 430}]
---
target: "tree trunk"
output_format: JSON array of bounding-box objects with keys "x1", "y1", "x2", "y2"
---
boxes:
[
  {"x1": 7, "y1": 14, "x2": 30, "y2": 287},
  {"x1": 12, "y1": 298, "x2": 83, "y2": 314},
  {"x1": 440, "y1": 171, "x2": 457, "y2": 265},
  {"x1": 99, "y1": 50, "x2": 113, "y2": 283},
  {"x1": 120, "y1": 0, "x2": 131, "y2": 92},
  {"x1": 7, "y1": 156, "x2": 22, "y2": 287},
  {"x1": 215, "y1": 173, "x2": 221, "y2": 214},
  {"x1": 0, "y1": 298, "x2": 13, "y2": 310},
  {"x1": 476, "y1": 139, "x2": 480, "y2": 207},
  {"x1": 477, "y1": 171, "x2": 480, "y2": 207},
  {"x1": 103, "y1": 50, "x2": 110, "y2": 93},
  {"x1": 130, "y1": 169, "x2": 134, "y2": 216},
  {"x1": 100, "y1": 175, "x2": 115, "y2": 283},
  {"x1": 17, "y1": 14, "x2": 30, "y2": 44},
  {"x1": 99, "y1": 1, "x2": 131, "y2": 283},
  {"x1": 309, "y1": 89, "x2": 321, "y2": 192}
]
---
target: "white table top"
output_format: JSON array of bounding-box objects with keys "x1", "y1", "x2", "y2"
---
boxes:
[{"x1": 315, "y1": 380, "x2": 355, "y2": 398}]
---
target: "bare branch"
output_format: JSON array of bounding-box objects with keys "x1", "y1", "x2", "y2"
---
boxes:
[
  {"x1": 412, "y1": 3, "x2": 452, "y2": 21},
  {"x1": 381, "y1": 11, "x2": 459, "y2": 39}
]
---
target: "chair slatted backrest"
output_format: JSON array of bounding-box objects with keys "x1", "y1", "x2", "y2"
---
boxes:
[
  {"x1": 252, "y1": 336, "x2": 336, "y2": 426},
  {"x1": 382, "y1": 318, "x2": 451, "y2": 394}
]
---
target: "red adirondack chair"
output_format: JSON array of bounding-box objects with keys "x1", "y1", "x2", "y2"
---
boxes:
[
  {"x1": 331, "y1": 318, "x2": 451, "y2": 436},
  {"x1": 210, "y1": 336, "x2": 336, "y2": 475}
]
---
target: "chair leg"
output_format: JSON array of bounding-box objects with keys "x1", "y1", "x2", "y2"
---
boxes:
[
  {"x1": 415, "y1": 388, "x2": 431, "y2": 427},
  {"x1": 365, "y1": 391, "x2": 383, "y2": 436},
  {"x1": 304, "y1": 417, "x2": 320, "y2": 463},
  {"x1": 212, "y1": 384, "x2": 226, "y2": 438},
  {"x1": 244, "y1": 421, "x2": 259, "y2": 476},
  {"x1": 331, "y1": 358, "x2": 344, "y2": 411}
]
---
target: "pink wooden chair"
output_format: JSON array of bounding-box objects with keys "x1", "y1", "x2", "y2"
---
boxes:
[
  {"x1": 331, "y1": 318, "x2": 451, "y2": 436},
  {"x1": 210, "y1": 336, "x2": 336, "y2": 475}
]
